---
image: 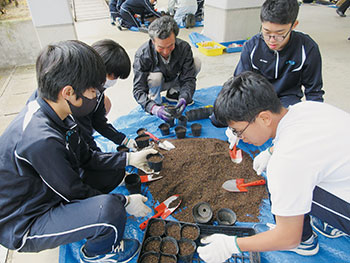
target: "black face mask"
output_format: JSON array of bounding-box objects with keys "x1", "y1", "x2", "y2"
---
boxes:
[{"x1": 67, "y1": 94, "x2": 97, "y2": 117}]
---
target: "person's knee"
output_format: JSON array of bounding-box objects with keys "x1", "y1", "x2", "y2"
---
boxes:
[
  {"x1": 96, "y1": 195, "x2": 127, "y2": 226},
  {"x1": 194, "y1": 57, "x2": 201, "y2": 76},
  {"x1": 104, "y1": 95, "x2": 112, "y2": 115},
  {"x1": 147, "y1": 72, "x2": 164, "y2": 88}
]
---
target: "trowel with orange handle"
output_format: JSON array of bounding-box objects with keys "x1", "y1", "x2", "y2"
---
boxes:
[
  {"x1": 139, "y1": 194, "x2": 181, "y2": 230},
  {"x1": 229, "y1": 144, "x2": 242, "y2": 164},
  {"x1": 222, "y1": 178, "x2": 266, "y2": 192}
]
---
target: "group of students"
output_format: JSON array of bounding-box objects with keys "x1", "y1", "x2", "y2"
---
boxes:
[
  {"x1": 0, "y1": 0, "x2": 349, "y2": 262},
  {"x1": 109, "y1": 0, "x2": 204, "y2": 30}
]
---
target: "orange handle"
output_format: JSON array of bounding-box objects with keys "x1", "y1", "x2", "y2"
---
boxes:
[
  {"x1": 139, "y1": 210, "x2": 163, "y2": 230},
  {"x1": 241, "y1": 179, "x2": 266, "y2": 188},
  {"x1": 144, "y1": 131, "x2": 159, "y2": 143}
]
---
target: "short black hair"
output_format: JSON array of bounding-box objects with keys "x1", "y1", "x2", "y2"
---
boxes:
[
  {"x1": 36, "y1": 40, "x2": 106, "y2": 101},
  {"x1": 214, "y1": 71, "x2": 282, "y2": 125},
  {"x1": 260, "y1": 0, "x2": 299, "y2": 25},
  {"x1": 148, "y1": 15, "x2": 179, "y2": 40},
  {"x1": 92, "y1": 39, "x2": 131, "y2": 79}
]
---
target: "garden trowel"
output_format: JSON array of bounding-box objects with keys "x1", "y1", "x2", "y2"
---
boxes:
[
  {"x1": 222, "y1": 179, "x2": 266, "y2": 192},
  {"x1": 140, "y1": 173, "x2": 163, "y2": 183},
  {"x1": 229, "y1": 144, "x2": 242, "y2": 164},
  {"x1": 139, "y1": 194, "x2": 181, "y2": 230},
  {"x1": 144, "y1": 131, "x2": 175, "y2": 151}
]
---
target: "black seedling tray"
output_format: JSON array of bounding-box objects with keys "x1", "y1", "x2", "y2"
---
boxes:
[{"x1": 137, "y1": 218, "x2": 260, "y2": 263}]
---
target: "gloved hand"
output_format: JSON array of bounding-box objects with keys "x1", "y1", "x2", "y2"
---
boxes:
[
  {"x1": 151, "y1": 105, "x2": 173, "y2": 121},
  {"x1": 253, "y1": 147, "x2": 272, "y2": 175},
  {"x1": 225, "y1": 127, "x2": 239, "y2": 150},
  {"x1": 197, "y1": 234, "x2": 241, "y2": 263},
  {"x1": 127, "y1": 148, "x2": 157, "y2": 173},
  {"x1": 122, "y1": 137, "x2": 137, "y2": 152},
  {"x1": 125, "y1": 194, "x2": 151, "y2": 217},
  {"x1": 175, "y1": 98, "x2": 187, "y2": 116}
]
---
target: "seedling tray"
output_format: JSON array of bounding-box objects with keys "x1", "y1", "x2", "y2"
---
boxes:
[
  {"x1": 137, "y1": 218, "x2": 260, "y2": 263},
  {"x1": 197, "y1": 41, "x2": 226, "y2": 56},
  {"x1": 220, "y1": 40, "x2": 246, "y2": 53}
]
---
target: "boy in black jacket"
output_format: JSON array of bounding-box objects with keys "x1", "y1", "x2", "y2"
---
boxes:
[{"x1": 0, "y1": 40, "x2": 156, "y2": 263}]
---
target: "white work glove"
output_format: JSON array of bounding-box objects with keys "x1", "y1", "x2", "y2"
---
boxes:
[
  {"x1": 127, "y1": 148, "x2": 157, "y2": 173},
  {"x1": 197, "y1": 234, "x2": 241, "y2": 263},
  {"x1": 122, "y1": 137, "x2": 137, "y2": 152},
  {"x1": 225, "y1": 127, "x2": 239, "y2": 150},
  {"x1": 125, "y1": 194, "x2": 151, "y2": 217},
  {"x1": 253, "y1": 148, "x2": 272, "y2": 175}
]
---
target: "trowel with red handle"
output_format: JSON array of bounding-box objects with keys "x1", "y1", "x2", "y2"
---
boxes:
[
  {"x1": 222, "y1": 179, "x2": 266, "y2": 192},
  {"x1": 139, "y1": 173, "x2": 163, "y2": 183},
  {"x1": 139, "y1": 194, "x2": 181, "y2": 230}
]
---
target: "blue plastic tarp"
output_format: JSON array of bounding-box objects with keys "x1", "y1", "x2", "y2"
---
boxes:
[{"x1": 59, "y1": 86, "x2": 350, "y2": 263}]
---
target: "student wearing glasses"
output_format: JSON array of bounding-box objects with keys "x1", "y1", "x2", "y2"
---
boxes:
[
  {"x1": 198, "y1": 72, "x2": 350, "y2": 262},
  {"x1": 234, "y1": 0, "x2": 324, "y2": 108}
]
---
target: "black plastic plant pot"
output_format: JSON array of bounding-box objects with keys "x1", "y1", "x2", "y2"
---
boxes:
[
  {"x1": 148, "y1": 218, "x2": 166, "y2": 237},
  {"x1": 135, "y1": 134, "x2": 150, "y2": 149},
  {"x1": 175, "y1": 125, "x2": 187, "y2": 139},
  {"x1": 160, "y1": 236, "x2": 179, "y2": 256},
  {"x1": 177, "y1": 238, "x2": 197, "y2": 263},
  {"x1": 191, "y1": 123, "x2": 202, "y2": 137},
  {"x1": 139, "y1": 251, "x2": 160, "y2": 263},
  {"x1": 177, "y1": 115, "x2": 188, "y2": 127},
  {"x1": 146, "y1": 153, "x2": 164, "y2": 172},
  {"x1": 165, "y1": 105, "x2": 181, "y2": 119},
  {"x1": 159, "y1": 253, "x2": 177, "y2": 263},
  {"x1": 165, "y1": 221, "x2": 182, "y2": 240},
  {"x1": 192, "y1": 202, "x2": 213, "y2": 224},
  {"x1": 216, "y1": 208, "x2": 237, "y2": 226},
  {"x1": 137, "y1": 127, "x2": 147, "y2": 136},
  {"x1": 125, "y1": 173, "x2": 141, "y2": 194},
  {"x1": 117, "y1": 145, "x2": 129, "y2": 152},
  {"x1": 165, "y1": 118, "x2": 175, "y2": 127},
  {"x1": 180, "y1": 223, "x2": 200, "y2": 241},
  {"x1": 158, "y1": 123, "x2": 170, "y2": 136},
  {"x1": 185, "y1": 106, "x2": 213, "y2": 122},
  {"x1": 143, "y1": 236, "x2": 162, "y2": 253}
]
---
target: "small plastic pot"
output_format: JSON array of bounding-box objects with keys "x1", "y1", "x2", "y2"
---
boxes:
[
  {"x1": 143, "y1": 236, "x2": 161, "y2": 253},
  {"x1": 124, "y1": 173, "x2": 141, "y2": 194},
  {"x1": 175, "y1": 125, "x2": 186, "y2": 139},
  {"x1": 180, "y1": 223, "x2": 200, "y2": 240},
  {"x1": 165, "y1": 221, "x2": 181, "y2": 240},
  {"x1": 192, "y1": 202, "x2": 213, "y2": 224},
  {"x1": 139, "y1": 251, "x2": 159, "y2": 263},
  {"x1": 177, "y1": 115, "x2": 188, "y2": 127},
  {"x1": 191, "y1": 123, "x2": 202, "y2": 137},
  {"x1": 135, "y1": 134, "x2": 150, "y2": 149},
  {"x1": 137, "y1": 127, "x2": 147, "y2": 136},
  {"x1": 158, "y1": 123, "x2": 170, "y2": 136},
  {"x1": 165, "y1": 105, "x2": 181, "y2": 118},
  {"x1": 216, "y1": 208, "x2": 237, "y2": 226},
  {"x1": 177, "y1": 238, "x2": 197, "y2": 263},
  {"x1": 148, "y1": 218, "x2": 166, "y2": 237},
  {"x1": 165, "y1": 118, "x2": 175, "y2": 127},
  {"x1": 160, "y1": 236, "x2": 179, "y2": 256},
  {"x1": 146, "y1": 153, "x2": 164, "y2": 172},
  {"x1": 159, "y1": 253, "x2": 177, "y2": 263},
  {"x1": 117, "y1": 145, "x2": 129, "y2": 152}
]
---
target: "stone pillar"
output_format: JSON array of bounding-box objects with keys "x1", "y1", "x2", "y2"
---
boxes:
[
  {"x1": 203, "y1": 0, "x2": 263, "y2": 42},
  {"x1": 26, "y1": 0, "x2": 77, "y2": 48}
]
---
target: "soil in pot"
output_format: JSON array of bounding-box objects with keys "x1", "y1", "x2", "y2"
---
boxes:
[
  {"x1": 165, "y1": 222, "x2": 181, "y2": 240},
  {"x1": 148, "y1": 138, "x2": 267, "y2": 223},
  {"x1": 181, "y1": 224, "x2": 200, "y2": 240},
  {"x1": 148, "y1": 220, "x2": 165, "y2": 237},
  {"x1": 178, "y1": 239, "x2": 196, "y2": 256},
  {"x1": 140, "y1": 252, "x2": 159, "y2": 263},
  {"x1": 144, "y1": 237, "x2": 161, "y2": 252},
  {"x1": 159, "y1": 254, "x2": 177, "y2": 263},
  {"x1": 160, "y1": 238, "x2": 178, "y2": 255}
]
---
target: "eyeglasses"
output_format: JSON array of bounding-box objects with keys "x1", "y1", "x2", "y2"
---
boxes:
[
  {"x1": 260, "y1": 26, "x2": 292, "y2": 42},
  {"x1": 229, "y1": 122, "x2": 251, "y2": 138}
]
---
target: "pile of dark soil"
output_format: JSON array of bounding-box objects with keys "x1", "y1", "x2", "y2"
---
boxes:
[{"x1": 148, "y1": 138, "x2": 267, "y2": 223}]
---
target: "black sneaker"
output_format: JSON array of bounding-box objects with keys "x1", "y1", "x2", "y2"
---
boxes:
[
  {"x1": 336, "y1": 9, "x2": 346, "y2": 17},
  {"x1": 165, "y1": 89, "x2": 194, "y2": 105}
]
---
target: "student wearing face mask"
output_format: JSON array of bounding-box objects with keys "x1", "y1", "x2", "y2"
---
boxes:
[
  {"x1": 27, "y1": 39, "x2": 137, "y2": 152},
  {"x1": 0, "y1": 40, "x2": 157, "y2": 263}
]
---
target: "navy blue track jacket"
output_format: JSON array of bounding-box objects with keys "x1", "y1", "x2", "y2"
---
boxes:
[
  {"x1": 235, "y1": 31, "x2": 324, "y2": 106},
  {"x1": 0, "y1": 98, "x2": 126, "y2": 250},
  {"x1": 121, "y1": 0, "x2": 161, "y2": 17}
]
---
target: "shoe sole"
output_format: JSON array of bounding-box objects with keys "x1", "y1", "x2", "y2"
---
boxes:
[
  {"x1": 289, "y1": 242, "x2": 319, "y2": 256},
  {"x1": 310, "y1": 220, "x2": 348, "y2": 239}
]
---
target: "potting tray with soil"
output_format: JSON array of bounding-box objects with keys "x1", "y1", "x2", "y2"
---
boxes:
[
  {"x1": 147, "y1": 138, "x2": 267, "y2": 223},
  {"x1": 137, "y1": 218, "x2": 260, "y2": 263}
]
